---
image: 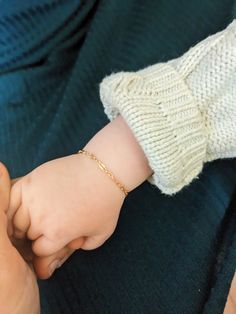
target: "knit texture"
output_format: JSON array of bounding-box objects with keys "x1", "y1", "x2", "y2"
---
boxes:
[{"x1": 99, "y1": 19, "x2": 236, "y2": 196}]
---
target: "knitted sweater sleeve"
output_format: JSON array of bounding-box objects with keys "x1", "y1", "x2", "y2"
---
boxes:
[{"x1": 99, "y1": 19, "x2": 236, "y2": 196}]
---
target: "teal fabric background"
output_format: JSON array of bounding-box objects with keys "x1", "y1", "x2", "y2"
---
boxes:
[{"x1": 0, "y1": 0, "x2": 236, "y2": 313}]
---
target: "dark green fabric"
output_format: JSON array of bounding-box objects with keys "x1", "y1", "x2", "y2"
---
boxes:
[{"x1": 1, "y1": 0, "x2": 236, "y2": 313}]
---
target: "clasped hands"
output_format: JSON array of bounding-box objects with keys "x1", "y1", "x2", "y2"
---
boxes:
[
  {"x1": 3, "y1": 152, "x2": 126, "y2": 280},
  {"x1": 0, "y1": 115, "x2": 154, "y2": 313},
  {"x1": 1, "y1": 147, "x2": 235, "y2": 313}
]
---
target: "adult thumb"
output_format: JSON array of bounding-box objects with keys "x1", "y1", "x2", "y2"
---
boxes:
[
  {"x1": 0, "y1": 162, "x2": 11, "y2": 214},
  {"x1": 11, "y1": 176, "x2": 23, "y2": 186}
]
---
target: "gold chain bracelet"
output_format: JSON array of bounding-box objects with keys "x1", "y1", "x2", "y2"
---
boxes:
[{"x1": 77, "y1": 149, "x2": 129, "y2": 197}]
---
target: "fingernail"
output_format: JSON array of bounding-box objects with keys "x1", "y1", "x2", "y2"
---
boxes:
[{"x1": 49, "y1": 260, "x2": 60, "y2": 276}]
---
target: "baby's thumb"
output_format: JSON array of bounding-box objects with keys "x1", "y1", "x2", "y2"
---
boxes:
[
  {"x1": 32, "y1": 237, "x2": 85, "y2": 278},
  {"x1": 80, "y1": 234, "x2": 109, "y2": 251},
  {"x1": 32, "y1": 235, "x2": 67, "y2": 257},
  {"x1": 33, "y1": 246, "x2": 76, "y2": 279}
]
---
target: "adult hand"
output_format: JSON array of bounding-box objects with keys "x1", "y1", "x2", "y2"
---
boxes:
[
  {"x1": 223, "y1": 272, "x2": 236, "y2": 314},
  {"x1": 0, "y1": 162, "x2": 40, "y2": 314}
]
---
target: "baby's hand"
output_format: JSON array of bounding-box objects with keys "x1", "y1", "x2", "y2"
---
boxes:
[
  {"x1": 7, "y1": 115, "x2": 153, "y2": 278},
  {"x1": 7, "y1": 153, "x2": 126, "y2": 275}
]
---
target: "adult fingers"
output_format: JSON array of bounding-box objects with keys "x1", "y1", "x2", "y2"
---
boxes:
[
  {"x1": 0, "y1": 210, "x2": 12, "y2": 249},
  {"x1": 11, "y1": 176, "x2": 23, "y2": 186},
  {"x1": 0, "y1": 162, "x2": 14, "y2": 237},
  {"x1": 0, "y1": 161, "x2": 11, "y2": 214},
  {"x1": 223, "y1": 272, "x2": 236, "y2": 314}
]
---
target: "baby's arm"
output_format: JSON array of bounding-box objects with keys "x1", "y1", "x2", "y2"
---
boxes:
[
  {"x1": 99, "y1": 19, "x2": 236, "y2": 195},
  {"x1": 8, "y1": 18, "x2": 236, "y2": 280},
  {"x1": 6, "y1": 113, "x2": 154, "y2": 279},
  {"x1": 83, "y1": 114, "x2": 154, "y2": 192}
]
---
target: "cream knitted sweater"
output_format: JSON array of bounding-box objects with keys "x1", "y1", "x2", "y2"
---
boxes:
[{"x1": 99, "y1": 19, "x2": 236, "y2": 196}]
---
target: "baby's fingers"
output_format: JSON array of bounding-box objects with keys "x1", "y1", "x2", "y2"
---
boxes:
[
  {"x1": 12, "y1": 205, "x2": 30, "y2": 239},
  {"x1": 33, "y1": 246, "x2": 75, "y2": 279},
  {"x1": 32, "y1": 234, "x2": 70, "y2": 257},
  {"x1": 33, "y1": 238, "x2": 86, "y2": 279},
  {"x1": 7, "y1": 179, "x2": 22, "y2": 222}
]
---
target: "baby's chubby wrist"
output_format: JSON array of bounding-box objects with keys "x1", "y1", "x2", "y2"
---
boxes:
[
  {"x1": 4, "y1": 116, "x2": 153, "y2": 271},
  {"x1": 83, "y1": 115, "x2": 154, "y2": 194}
]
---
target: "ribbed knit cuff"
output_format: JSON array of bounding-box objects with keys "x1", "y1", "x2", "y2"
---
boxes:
[{"x1": 99, "y1": 63, "x2": 207, "y2": 195}]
